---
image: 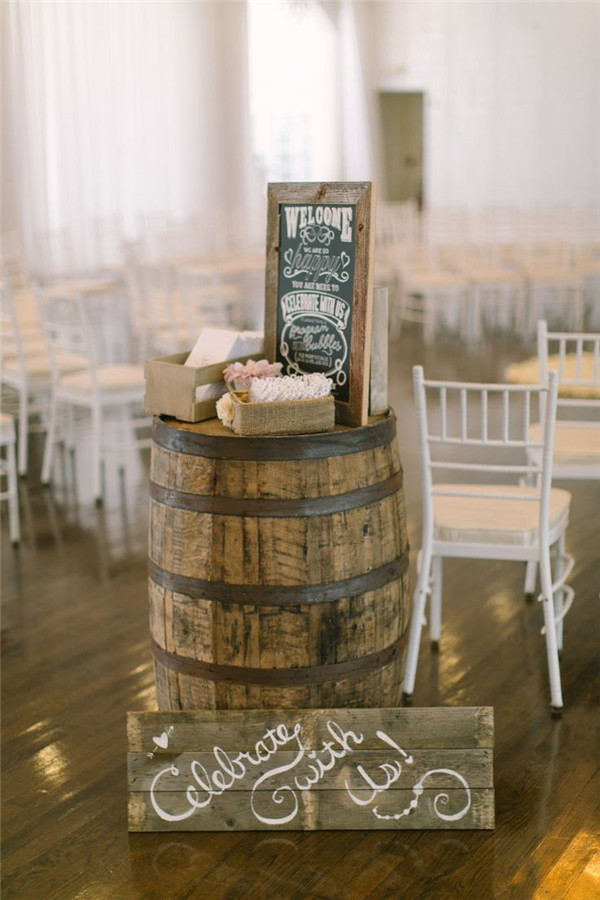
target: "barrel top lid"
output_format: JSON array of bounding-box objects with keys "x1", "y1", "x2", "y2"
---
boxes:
[{"x1": 153, "y1": 409, "x2": 397, "y2": 460}]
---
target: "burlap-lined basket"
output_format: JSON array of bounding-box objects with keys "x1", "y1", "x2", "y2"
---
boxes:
[{"x1": 230, "y1": 390, "x2": 335, "y2": 436}]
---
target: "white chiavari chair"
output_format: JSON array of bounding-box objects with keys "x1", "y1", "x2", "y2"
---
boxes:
[
  {"x1": 520, "y1": 244, "x2": 584, "y2": 337},
  {"x1": 94, "y1": 215, "x2": 126, "y2": 274},
  {"x1": 530, "y1": 320, "x2": 600, "y2": 481},
  {"x1": 1, "y1": 279, "x2": 56, "y2": 475},
  {"x1": 395, "y1": 244, "x2": 474, "y2": 345},
  {"x1": 175, "y1": 262, "x2": 234, "y2": 344},
  {"x1": 521, "y1": 321, "x2": 600, "y2": 615},
  {"x1": 403, "y1": 366, "x2": 573, "y2": 713},
  {"x1": 440, "y1": 243, "x2": 527, "y2": 341},
  {"x1": 35, "y1": 287, "x2": 151, "y2": 504},
  {"x1": 34, "y1": 227, "x2": 74, "y2": 284},
  {"x1": 573, "y1": 243, "x2": 600, "y2": 328}
]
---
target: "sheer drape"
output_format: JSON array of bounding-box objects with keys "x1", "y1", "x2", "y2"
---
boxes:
[
  {"x1": 338, "y1": 0, "x2": 379, "y2": 182},
  {"x1": 1, "y1": 0, "x2": 263, "y2": 276}
]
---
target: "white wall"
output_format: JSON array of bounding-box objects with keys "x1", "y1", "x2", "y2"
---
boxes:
[{"x1": 372, "y1": 0, "x2": 600, "y2": 209}]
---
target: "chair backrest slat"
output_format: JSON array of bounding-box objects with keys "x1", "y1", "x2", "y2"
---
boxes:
[
  {"x1": 502, "y1": 389, "x2": 509, "y2": 443},
  {"x1": 34, "y1": 289, "x2": 99, "y2": 392},
  {"x1": 460, "y1": 388, "x2": 467, "y2": 441},
  {"x1": 413, "y1": 364, "x2": 558, "y2": 520},
  {"x1": 440, "y1": 386, "x2": 448, "y2": 440},
  {"x1": 0, "y1": 281, "x2": 24, "y2": 370},
  {"x1": 482, "y1": 390, "x2": 488, "y2": 443},
  {"x1": 523, "y1": 389, "x2": 531, "y2": 443}
]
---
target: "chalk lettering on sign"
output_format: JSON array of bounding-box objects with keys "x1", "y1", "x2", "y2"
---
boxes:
[
  {"x1": 279, "y1": 290, "x2": 350, "y2": 386},
  {"x1": 284, "y1": 205, "x2": 353, "y2": 242},
  {"x1": 147, "y1": 719, "x2": 473, "y2": 826},
  {"x1": 282, "y1": 247, "x2": 350, "y2": 283},
  {"x1": 372, "y1": 769, "x2": 472, "y2": 823},
  {"x1": 276, "y1": 202, "x2": 356, "y2": 403}
]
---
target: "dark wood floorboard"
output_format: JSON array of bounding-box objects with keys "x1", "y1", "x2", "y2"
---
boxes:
[{"x1": 2, "y1": 328, "x2": 599, "y2": 899}]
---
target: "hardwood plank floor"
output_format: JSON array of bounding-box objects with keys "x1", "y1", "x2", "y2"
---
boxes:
[{"x1": 2, "y1": 328, "x2": 599, "y2": 899}]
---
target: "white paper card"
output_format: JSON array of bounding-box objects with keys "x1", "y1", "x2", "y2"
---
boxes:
[{"x1": 185, "y1": 328, "x2": 264, "y2": 401}]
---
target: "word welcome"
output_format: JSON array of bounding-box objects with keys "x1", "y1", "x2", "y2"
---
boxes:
[{"x1": 284, "y1": 205, "x2": 354, "y2": 242}]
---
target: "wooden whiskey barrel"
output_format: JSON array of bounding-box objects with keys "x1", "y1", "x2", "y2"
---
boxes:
[{"x1": 148, "y1": 410, "x2": 410, "y2": 710}]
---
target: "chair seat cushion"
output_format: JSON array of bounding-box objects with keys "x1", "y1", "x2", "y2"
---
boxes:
[
  {"x1": 464, "y1": 266, "x2": 524, "y2": 286},
  {"x1": 61, "y1": 364, "x2": 145, "y2": 393},
  {"x1": 504, "y1": 353, "x2": 600, "y2": 398},
  {"x1": 2, "y1": 353, "x2": 89, "y2": 378},
  {"x1": 433, "y1": 484, "x2": 571, "y2": 546},
  {"x1": 530, "y1": 422, "x2": 600, "y2": 468}
]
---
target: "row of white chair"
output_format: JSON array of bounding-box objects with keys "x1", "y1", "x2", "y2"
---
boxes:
[
  {"x1": 377, "y1": 202, "x2": 600, "y2": 247},
  {"x1": 1, "y1": 278, "x2": 151, "y2": 505},
  {"x1": 382, "y1": 242, "x2": 599, "y2": 343},
  {"x1": 1, "y1": 244, "x2": 267, "y2": 499},
  {"x1": 128, "y1": 253, "x2": 265, "y2": 360},
  {"x1": 2, "y1": 209, "x2": 266, "y2": 286}
]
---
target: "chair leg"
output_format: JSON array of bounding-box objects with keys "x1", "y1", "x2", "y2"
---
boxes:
[
  {"x1": 41, "y1": 391, "x2": 58, "y2": 485},
  {"x1": 526, "y1": 288, "x2": 538, "y2": 340},
  {"x1": 91, "y1": 404, "x2": 103, "y2": 504},
  {"x1": 466, "y1": 288, "x2": 481, "y2": 347},
  {"x1": 512, "y1": 287, "x2": 524, "y2": 335},
  {"x1": 524, "y1": 560, "x2": 537, "y2": 598},
  {"x1": 423, "y1": 296, "x2": 435, "y2": 346},
  {"x1": 7, "y1": 438, "x2": 20, "y2": 543},
  {"x1": 18, "y1": 388, "x2": 28, "y2": 476},
  {"x1": 402, "y1": 545, "x2": 433, "y2": 700},
  {"x1": 553, "y1": 535, "x2": 566, "y2": 653},
  {"x1": 538, "y1": 548, "x2": 564, "y2": 712},
  {"x1": 573, "y1": 285, "x2": 584, "y2": 332},
  {"x1": 429, "y1": 555, "x2": 443, "y2": 647}
]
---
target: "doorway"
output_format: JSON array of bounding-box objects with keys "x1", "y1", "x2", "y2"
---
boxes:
[{"x1": 379, "y1": 92, "x2": 424, "y2": 208}]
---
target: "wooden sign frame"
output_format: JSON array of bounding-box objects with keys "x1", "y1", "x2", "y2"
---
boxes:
[
  {"x1": 127, "y1": 707, "x2": 494, "y2": 832},
  {"x1": 264, "y1": 182, "x2": 377, "y2": 427}
]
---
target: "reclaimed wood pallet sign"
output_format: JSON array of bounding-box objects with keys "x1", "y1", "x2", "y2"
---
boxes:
[
  {"x1": 264, "y1": 181, "x2": 377, "y2": 427},
  {"x1": 127, "y1": 707, "x2": 494, "y2": 831}
]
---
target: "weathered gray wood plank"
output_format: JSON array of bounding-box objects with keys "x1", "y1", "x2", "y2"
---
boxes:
[
  {"x1": 127, "y1": 707, "x2": 494, "y2": 831},
  {"x1": 127, "y1": 707, "x2": 494, "y2": 752},
  {"x1": 128, "y1": 788, "x2": 494, "y2": 832},
  {"x1": 128, "y1": 749, "x2": 494, "y2": 791}
]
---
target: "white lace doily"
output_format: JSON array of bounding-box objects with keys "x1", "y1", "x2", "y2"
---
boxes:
[{"x1": 249, "y1": 373, "x2": 333, "y2": 402}]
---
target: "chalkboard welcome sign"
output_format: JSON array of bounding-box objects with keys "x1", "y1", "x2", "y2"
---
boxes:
[
  {"x1": 127, "y1": 707, "x2": 494, "y2": 832},
  {"x1": 265, "y1": 182, "x2": 376, "y2": 427}
]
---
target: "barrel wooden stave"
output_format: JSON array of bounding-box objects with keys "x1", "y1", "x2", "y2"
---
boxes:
[
  {"x1": 150, "y1": 440, "x2": 402, "y2": 500},
  {"x1": 149, "y1": 414, "x2": 409, "y2": 710},
  {"x1": 150, "y1": 496, "x2": 405, "y2": 586}
]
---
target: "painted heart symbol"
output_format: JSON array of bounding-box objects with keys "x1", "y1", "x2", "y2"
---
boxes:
[{"x1": 153, "y1": 732, "x2": 169, "y2": 750}]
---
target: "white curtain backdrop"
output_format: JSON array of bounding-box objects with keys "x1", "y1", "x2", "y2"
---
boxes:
[
  {"x1": 338, "y1": 0, "x2": 379, "y2": 184},
  {"x1": 1, "y1": 0, "x2": 264, "y2": 276}
]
